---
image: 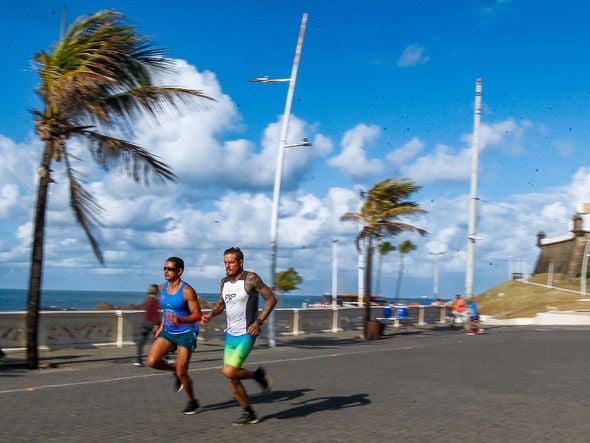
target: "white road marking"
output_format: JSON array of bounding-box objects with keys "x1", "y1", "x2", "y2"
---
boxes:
[{"x1": 0, "y1": 343, "x2": 421, "y2": 395}]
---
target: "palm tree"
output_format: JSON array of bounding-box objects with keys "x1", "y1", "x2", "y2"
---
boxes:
[
  {"x1": 340, "y1": 178, "x2": 426, "y2": 334},
  {"x1": 375, "y1": 240, "x2": 396, "y2": 296},
  {"x1": 275, "y1": 267, "x2": 303, "y2": 294},
  {"x1": 394, "y1": 240, "x2": 417, "y2": 301},
  {"x1": 274, "y1": 267, "x2": 303, "y2": 309},
  {"x1": 26, "y1": 10, "x2": 213, "y2": 369}
]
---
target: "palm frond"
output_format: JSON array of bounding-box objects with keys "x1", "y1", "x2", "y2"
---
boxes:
[
  {"x1": 83, "y1": 86, "x2": 214, "y2": 129},
  {"x1": 63, "y1": 152, "x2": 104, "y2": 264},
  {"x1": 340, "y1": 212, "x2": 365, "y2": 222},
  {"x1": 34, "y1": 9, "x2": 213, "y2": 128},
  {"x1": 79, "y1": 130, "x2": 176, "y2": 185}
]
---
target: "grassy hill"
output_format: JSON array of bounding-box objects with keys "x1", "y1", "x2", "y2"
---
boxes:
[{"x1": 476, "y1": 274, "x2": 590, "y2": 319}]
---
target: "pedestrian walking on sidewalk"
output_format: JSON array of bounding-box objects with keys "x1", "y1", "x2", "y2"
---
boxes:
[
  {"x1": 134, "y1": 284, "x2": 161, "y2": 367},
  {"x1": 201, "y1": 247, "x2": 277, "y2": 425},
  {"x1": 465, "y1": 301, "x2": 484, "y2": 335},
  {"x1": 146, "y1": 257, "x2": 203, "y2": 415}
]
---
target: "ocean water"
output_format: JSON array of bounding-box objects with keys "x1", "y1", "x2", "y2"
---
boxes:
[
  {"x1": 0, "y1": 288, "x2": 327, "y2": 311},
  {"x1": 0, "y1": 288, "x2": 441, "y2": 311}
]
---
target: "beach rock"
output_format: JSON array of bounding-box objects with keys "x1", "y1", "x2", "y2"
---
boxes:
[
  {"x1": 92, "y1": 301, "x2": 115, "y2": 310},
  {"x1": 91, "y1": 301, "x2": 143, "y2": 311}
]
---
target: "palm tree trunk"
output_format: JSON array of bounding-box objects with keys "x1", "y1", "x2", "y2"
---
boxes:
[{"x1": 26, "y1": 143, "x2": 53, "y2": 369}]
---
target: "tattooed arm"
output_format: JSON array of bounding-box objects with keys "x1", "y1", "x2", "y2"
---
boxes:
[{"x1": 245, "y1": 271, "x2": 277, "y2": 335}]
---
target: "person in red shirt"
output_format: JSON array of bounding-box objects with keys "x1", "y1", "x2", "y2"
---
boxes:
[
  {"x1": 450, "y1": 294, "x2": 466, "y2": 327},
  {"x1": 452, "y1": 294, "x2": 466, "y2": 313},
  {"x1": 134, "y1": 284, "x2": 162, "y2": 367}
]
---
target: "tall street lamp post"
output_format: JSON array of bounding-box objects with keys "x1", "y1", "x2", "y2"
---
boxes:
[
  {"x1": 332, "y1": 239, "x2": 339, "y2": 309},
  {"x1": 465, "y1": 78, "x2": 482, "y2": 301},
  {"x1": 429, "y1": 251, "x2": 444, "y2": 299},
  {"x1": 251, "y1": 13, "x2": 309, "y2": 347}
]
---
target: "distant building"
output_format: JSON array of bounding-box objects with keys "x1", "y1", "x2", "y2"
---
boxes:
[{"x1": 533, "y1": 202, "x2": 590, "y2": 280}]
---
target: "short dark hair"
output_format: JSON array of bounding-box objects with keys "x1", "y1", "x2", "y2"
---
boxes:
[
  {"x1": 166, "y1": 256, "x2": 185, "y2": 270},
  {"x1": 223, "y1": 247, "x2": 244, "y2": 261},
  {"x1": 147, "y1": 284, "x2": 159, "y2": 294}
]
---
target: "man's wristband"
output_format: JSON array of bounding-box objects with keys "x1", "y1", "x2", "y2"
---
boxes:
[{"x1": 256, "y1": 318, "x2": 264, "y2": 326}]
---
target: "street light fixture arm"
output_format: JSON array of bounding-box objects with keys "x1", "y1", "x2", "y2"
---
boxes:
[
  {"x1": 250, "y1": 77, "x2": 291, "y2": 83},
  {"x1": 283, "y1": 140, "x2": 312, "y2": 149}
]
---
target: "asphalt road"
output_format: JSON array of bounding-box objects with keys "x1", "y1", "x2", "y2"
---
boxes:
[{"x1": 1, "y1": 325, "x2": 590, "y2": 442}]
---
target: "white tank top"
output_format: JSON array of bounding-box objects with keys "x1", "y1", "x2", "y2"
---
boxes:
[{"x1": 221, "y1": 271, "x2": 259, "y2": 335}]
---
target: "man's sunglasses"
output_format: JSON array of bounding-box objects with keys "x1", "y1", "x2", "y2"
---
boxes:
[{"x1": 163, "y1": 267, "x2": 178, "y2": 272}]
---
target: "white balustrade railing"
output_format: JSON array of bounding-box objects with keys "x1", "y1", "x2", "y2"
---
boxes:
[{"x1": 0, "y1": 306, "x2": 447, "y2": 351}]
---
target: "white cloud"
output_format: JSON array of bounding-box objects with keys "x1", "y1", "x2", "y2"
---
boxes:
[
  {"x1": 397, "y1": 44, "x2": 430, "y2": 68},
  {"x1": 461, "y1": 118, "x2": 529, "y2": 153},
  {"x1": 0, "y1": 184, "x2": 19, "y2": 218},
  {"x1": 0, "y1": 135, "x2": 39, "y2": 219},
  {"x1": 328, "y1": 124, "x2": 384, "y2": 180},
  {"x1": 127, "y1": 59, "x2": 330, "y2": 196},
  {"x1": 387, "y1": 137, "x2": 425, "y2": 165},
  {"x1": 396, "y1": 118, "x2": 531, "y2": 183},
  {"x1": 400, "y1": 143, "x2": 471, "y2": 183},
  {"x1": 0, "y1": 56, "x2": 582, "y2": 300}
]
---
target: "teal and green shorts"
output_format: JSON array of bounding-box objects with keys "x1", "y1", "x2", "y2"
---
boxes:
[
  {"x1": 223, "y1": 333, "x2": 256, "y2": 368},
  {"x1": 160, "y1": 329, "x2": 198, "y2": 352}
]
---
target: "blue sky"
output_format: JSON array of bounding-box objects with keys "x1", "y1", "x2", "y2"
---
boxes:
[{"x1": 1, "y1": 0, "x2": 589, "y2": 300}]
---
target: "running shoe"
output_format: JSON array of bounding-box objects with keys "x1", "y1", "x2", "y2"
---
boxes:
[
  {"x1": 182, "y1": 400, "x2": 199, "y2": 415},
  {"x1": 232, "y1": 410, "x2": 259, "y2": 425},
  {"x1": 133, "y1": 361, "x2": 144, "y2": 367},
  {"x1": 253, "y1": 367, "x2": 272, "y2": 393},
  {"x1": 477, "y1": 328, "x2": 484, "y2": 334},
  {"x1": 465, "y1": 332, "x2": 475, "y2": 336},
  {"x1": 173, "y1": 374, "x2": 183, "y2": 393}
]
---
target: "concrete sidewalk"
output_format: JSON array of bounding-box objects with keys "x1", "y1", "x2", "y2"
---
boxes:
[{"x1": 2, "y1": 325, "x2": 590, "y2": 442}]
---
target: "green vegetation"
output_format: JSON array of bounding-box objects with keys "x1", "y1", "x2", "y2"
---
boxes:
[
  {"x1": 26, "y1": 10, "x2": 211, "y2": 369},
  {"x1": 340, "y1": 178, "x2": 426, "y2": 327},
  {"x1": 275, "y1": 267, "x2": 303, "y2": 294},
  {"x1": 476, "y1": 274, "x2": 590, "y2": 319}
]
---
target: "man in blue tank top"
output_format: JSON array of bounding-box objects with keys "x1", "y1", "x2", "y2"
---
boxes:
[
  {"x1": 146, "y1": 256, "x2": 203, "y2": 415},
  {"x1": 202, "y1": 247, "x2": 277, "y2": 425}
]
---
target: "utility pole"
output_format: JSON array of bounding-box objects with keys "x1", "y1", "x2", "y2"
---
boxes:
[
  {"x1": 465, "y1": 78, "x2": 482, "y2": 301},
  {"x1": 331, "y1": 239, "x2": 339, "y2": 308}
]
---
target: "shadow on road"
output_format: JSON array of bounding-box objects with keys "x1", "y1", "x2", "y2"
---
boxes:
[
  {"x1": 201, "y1": 388, "x2": 315, "y2": 412},
  {"x1": 279, "y1": 336, "x2": 364, "y2": 349},
  {"x1": 260, "y1": 393, "x2": 371, "y2": 421}
]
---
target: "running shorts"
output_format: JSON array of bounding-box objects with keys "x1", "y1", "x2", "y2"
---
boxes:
[
  {"x1": 160, "y1": 329, "x2": 198, "y2": 352},
  {"x1": 223, "y1": 333, "x2": 256, "y2": 368}
]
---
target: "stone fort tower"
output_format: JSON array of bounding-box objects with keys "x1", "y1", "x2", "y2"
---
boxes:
[{"x1": 533, "y1": 202, "x2": 590, "y2": 281}]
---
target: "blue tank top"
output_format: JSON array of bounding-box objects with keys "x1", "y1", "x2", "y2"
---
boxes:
[{"x1": 161, "y1": 281, "x2": 194, "y2": 334}]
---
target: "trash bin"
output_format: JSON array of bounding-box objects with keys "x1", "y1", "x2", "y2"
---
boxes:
[
  {"x1": 365, "y1": 320, "x2": 382, "y2": 340},
  {"x1": 383, "y1": 306, "x2": 392, "y2": 319},
  {"x1": 397, "y1": 306, "x2": 408, "y2": 319}
]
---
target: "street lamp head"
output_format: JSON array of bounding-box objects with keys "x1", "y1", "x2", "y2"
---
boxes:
[
  {"x1": 283, "y1": 139, "x2": 312, "y2": 149},
  {"x1": 250, "y1": 76, "x2": 291, "y2": 83}
]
